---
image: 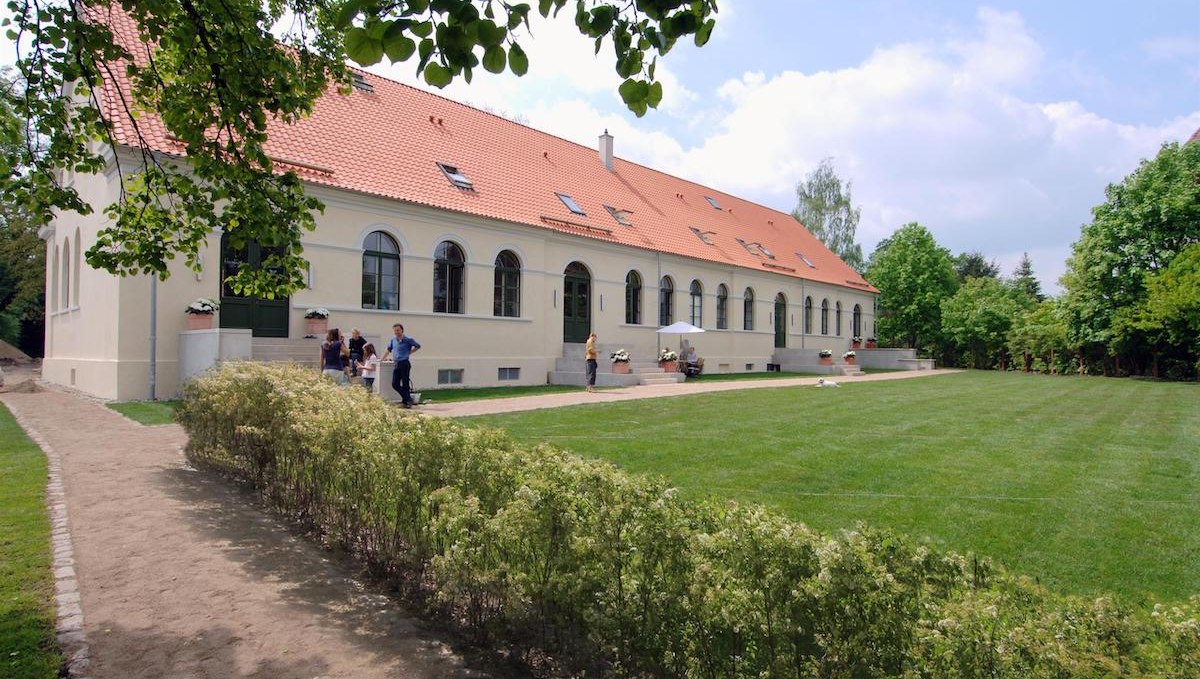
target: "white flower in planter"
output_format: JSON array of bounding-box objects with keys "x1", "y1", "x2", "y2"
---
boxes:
[
  {"x1": 304, "y1": 307, "x2": 331, "y2": 319},
  {"x1": 609, "y1": 349, "x2": 631, "y2": 363},
  {"x1": 186, "y1": 298, "x2": 219, "y2": 314}
]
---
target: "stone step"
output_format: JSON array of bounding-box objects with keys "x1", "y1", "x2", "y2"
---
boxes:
[
  {"x1": 548, "y1": 371, "x2": 640, "y2": 387},
  {"x1": 638, "y1": 373, "x2": 687, "y2": 386}
]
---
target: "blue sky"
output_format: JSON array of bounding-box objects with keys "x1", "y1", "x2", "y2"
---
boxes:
[{"x1": 371, "y1": 1, "x2": 1200, "y2": 293}]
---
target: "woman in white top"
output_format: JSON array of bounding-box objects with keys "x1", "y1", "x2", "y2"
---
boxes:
[{"x1": 359, "y1": 343, "x2": 380, "y2": 392}]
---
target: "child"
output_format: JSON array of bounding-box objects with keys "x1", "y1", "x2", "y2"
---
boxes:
[{"x1": 359, "y1": 343, "x2": 380, "y2": 392}]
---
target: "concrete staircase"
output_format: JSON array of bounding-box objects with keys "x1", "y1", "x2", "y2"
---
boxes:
[
  {"x1": 550, "y1": 343, "x2": 684, "y2": 387},
  {"x1": 251, "y1": 337, "x2": 325, "y2": 366}
]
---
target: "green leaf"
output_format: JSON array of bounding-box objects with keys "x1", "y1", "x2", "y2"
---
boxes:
[
  {"x1": 618, "y1": 77, "x2": 648, "y2": 105},
  {"x1": 508, "y1": 42, "x2": 528, "y2": 76},
  {"x1": 333, "y1": 0, "x2": 361, "y2": 30},
  {"x1": 646, "y1": 80, "x2": 663, "y2": 108},
  {"x1": 410, "y1": 21, "x2": 433, "y2": 38},
  {"x1": 695, "y1": 18, "x2": 716, "y2": 46},
  {"x1": 423, "y1": 62, "x2": 453, "y2": 87},
  {"x1": 482, "y1": 45, "x2": 506, "y2": 73},
  {"x1": 383, "y1": 35, "x2": 416, "y2": 63},
  {"x1": 344, "y1": 27, "x2": 384, "y2": 66}
]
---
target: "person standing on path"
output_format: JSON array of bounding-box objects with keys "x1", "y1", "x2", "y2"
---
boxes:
[
  {"x1": 383, "y1": 323, "x2": 421, "y2": 408},
  {"x1": 585, "y1": 331, "x2": 598, "y2": 393}
]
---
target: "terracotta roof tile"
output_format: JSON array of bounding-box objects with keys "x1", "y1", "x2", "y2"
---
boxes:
[{"x1": 93, "y1": 6, "x2": 876, "y2": 293}]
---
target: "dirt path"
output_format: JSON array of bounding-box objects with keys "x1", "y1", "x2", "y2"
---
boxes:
[{"x1": 1, "y1": 382, "x2": 505, "y2": 679}]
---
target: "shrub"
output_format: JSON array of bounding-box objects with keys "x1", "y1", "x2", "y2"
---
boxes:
[{"x1": 178, "y1": 363, "x2": 1196, "y2": 677}]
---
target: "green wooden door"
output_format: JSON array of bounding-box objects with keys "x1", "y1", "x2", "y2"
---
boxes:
[
  {"x1": 219, "y1": 234, "x2": 289, "y2": 337},
  {"x1": 562, "y1": 262, "x2": 591, "y2": 343},
  {"x1": 774, "y1": 295, "x2": 787, "y2": 348}
]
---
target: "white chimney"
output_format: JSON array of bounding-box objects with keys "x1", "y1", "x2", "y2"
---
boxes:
[{"x1": 599, "y1": 129, "x2": 614, "y2": 171}]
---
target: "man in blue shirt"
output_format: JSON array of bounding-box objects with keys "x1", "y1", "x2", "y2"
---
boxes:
[{"x1": 383, "y1": 323, "x2": 421, "y2": 408}]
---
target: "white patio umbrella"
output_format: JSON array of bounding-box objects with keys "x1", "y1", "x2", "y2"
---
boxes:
[{"x1": 656, "y1": 321, "x2": 705, "y2": 360}]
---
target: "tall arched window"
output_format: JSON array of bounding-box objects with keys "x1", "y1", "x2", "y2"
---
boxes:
[
  {"x1": 625, "y1": 270, "x2": 642, "y2": 324},
  {"x1": 743, "y1": 287, "x2": 755, "y2": 331},
  {"x1": 689, "y1": 279, "x2": 703, "y2": 327},
  {"x1": 362, "y1": 231, "x2": 401, "y2": 310},
  {"x1": 434, "y1": 240, "x2": 466, "y2": 314},
  {"x1": 853, "y1": 304, "x2": 862, "y2": 338},
  {"x1": 493, "y1": 250, "x2": 521, "y2": 317},
  {"x1": 836, "y1": 301, "x2": 843, "y2": 336},
  {"x1": 73, "y1": 229, "x2": 81, "y2": 306},
  {"x1": 51, "y1": 244, "x2": 59, "y2": 312},
  {"x1": 716, "y1": 284, "x2": 729, "y2": 329},
  {"x1": 820, "y1": 299, "x2": 829, "y2": 335},
  {"x1": 61, "y1": 237, "x2": 70, "y2": 309},
  {"x1": 659, "y1": 276, "x2": 674, "y2": 326},
  {"x1": 803, "y1": 296, "x2": 813, "y2": 334}
]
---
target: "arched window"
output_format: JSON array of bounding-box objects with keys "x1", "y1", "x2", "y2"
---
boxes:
[
  {"x1": 51, "y1": 244, "x2": 59, "y2": 312},
  {"x1": 743, "y1": 287, "x2": 754, "y2": 331},
  {"x1": 73, "y1": 229, "x2": 81, "y2": 306},
  {"x1": 433, "y1": 240, "x2": 465, "y2": 314},
  {"x1": 362, "y1": 231, "x2": 401, "y2": 310},
  {"x1": 62, "y1": 237, "x2": 70, "y2": 309},
  {"x1": 493, "y1": 250, "x2": 521, "y2": 317},
  {"x1": 659, "y1": 276, "x2": 674, "y2": 326},
  {"x1": 689, "y1": 279, "x2": 703, "y2": 327},
  {"x1": 853, "y1": 304, "x2": 862, "y2": 338},
  {"x1": 803, "y1": 296, "x2": 813, "y2": 334},
  {"x1": 716, "y1": 284, "x2": 729, "y2": 329},
  {"x1": 625, "y1": 270, "x2": 642, "y2": 324},
  {"x1": 820, "y1": 299, "x2": 829, "y2": 335},
  {"x1": 836, "y1": 301, "x2": 843, "y2": 336}
]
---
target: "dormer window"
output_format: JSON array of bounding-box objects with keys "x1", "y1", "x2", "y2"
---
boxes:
[
  {"x1": 604, "y1": 204, "x2": 631, "y2": 225},
  {"x1": 437, "y1": 163, "x2": 473, "y2": 190},
  {"x1": 351, "y1": 72, "x2": 374, "y2": 93},
  {"x1": 796, "y1": 252, "x2": 816, "y2": 268},
  {"x1": 704, "y1": 195, "x2": 722, "y2": 210},
  {"x1": 556, "y1": 192, "x2": 586, "y2": 215},
  {"x1": 689, "y1": 226, "x2": 715, "y2": 244}
]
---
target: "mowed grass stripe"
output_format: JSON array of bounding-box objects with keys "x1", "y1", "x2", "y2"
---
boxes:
[
  {"x1": 464, "y1": 372, "x2": 1199, "y2": 602},
  {"x1": 0, "y1": 403, "x2": 62, "y2": 679}
]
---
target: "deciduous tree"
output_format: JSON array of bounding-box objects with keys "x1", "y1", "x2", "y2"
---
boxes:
[
  {"x1": 791, "y1": 158, "x2": 865, "y2": 272},
  {"x1": 3, "y1": 0, "x2": 719, "y2": 298},
  {"x1": 940, "y1": 277, "x2": 1030, "y2": 369},
  {"x1": 865, "y1": 222, "x2": 958, "y2": 351}
]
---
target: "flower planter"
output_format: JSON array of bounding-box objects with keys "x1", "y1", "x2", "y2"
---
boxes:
[
  {"x1": 819, "y1": 356, "x2": 833, "y2": 366},
  {"x1": 186, "y1": 313, "x2": 214, "y2": 330},
  {"x1": 306, "y1": 317, "x2": 328, "y2": 337},
  {"x1": 851, "y1": 341, "x2": 862, "y2": 349},
  {"x1": 660, "y1": 360, "x2": 677, "y2": 373},
  {"x1": 612, "y1": 362, "x2": 631, "y2": 374},
  {"x1": 844, "y1": 357, "x2": 857, "y2": 365},
  {"x1": 866, "y1": 340, "x2": 877, "y2": 349}
]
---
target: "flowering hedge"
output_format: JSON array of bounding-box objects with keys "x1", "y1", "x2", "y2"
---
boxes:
[{"x1": 178, "y1": 363, "x2": 1197, "y2": 677}]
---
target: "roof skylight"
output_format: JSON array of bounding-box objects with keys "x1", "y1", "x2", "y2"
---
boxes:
[
  {"x1": 705, "y1": 195, "x2": 722, "y2": 209},
  {"x1": 437, "y1": 163, "x2": 473, "y2": 190},
  {"x1": 604, "y1": 205, "x2": 631, "y2": 226},
  {"x1": 756, "y1": 243, "x2": 775, "y2": 259},
  {"x1": 796, "y1": 252, "x2": 816, "y2": 268},
  {"x1": 351, "y1": 72, "x2": 374, "y2": 93},
  {"x1": 556, "y1": 192, "x2": 586, "y2": 215},
  {"x1": 689, "y1": 227, "x2": 715, "y2": 244},
  {"x1": 736, "y1": 238, "x2": 759, "y2": 256}
]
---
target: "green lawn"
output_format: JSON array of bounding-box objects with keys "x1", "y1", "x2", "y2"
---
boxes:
[
  {"x1": 420, "y1": 384, "x2": 612, "y2": 403},
  {"x1": 465, "y1": 371, "x2": 1200, "y2": 603},
  {"x1": 0, "y1": 404, "x2": 62, "y2": 679},
  {"x1": 106, "y1": 400, "x2": 180, "y2": 425}
]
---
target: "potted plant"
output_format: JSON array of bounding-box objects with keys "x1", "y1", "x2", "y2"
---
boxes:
[
  {"x1": 851, "y1": 335, "x2": 863, "y2": 349},
  {"x1": 818, "y1": 349, "x2": 833, "y2": 365},
  {"x1": 185, "y1": 298, "x2": 219, "y2": 330},
  {"x1": 305, "y1": 307, "x2": 330, "y2": 337},
  {"x1": 658, "y1": 347, "x2": 679, "y2": 372},
  {"x1": 843, "y1": 350, "x2": 857, "y2": 365},
  {"x1": 610, "y1": 349, "x2": 632, "y2": 374},
  {"x1": 866, "y1": 337, "x2": 877, "y2": 349}
]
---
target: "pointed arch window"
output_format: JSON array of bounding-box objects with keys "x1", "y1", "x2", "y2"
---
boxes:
[
  {"x1": 659, "y1": 276, "x2": 674, "y2": 326},
  {"x1": 853, "y1": 304, "x2": 863, "y2": 338},
  {"x1": 803, "y1": 296, "x2": 813, "y2": 334},
  {"x1": 689, "y1": 280, "x2": 703, "y2": 327},
  {"x1": 434, "y1": 240, "x2": 466, "y2": 314},
  {"x1": 716, "y1": 284, "x2": 729, "y2": 329},
  {"x1": 836, "y1": 301, "x2": 843, "y2": 336},
  {"x1": 362, "y1": 231, "x2": 401, "y2": 310},
  {"x1": 743, "y1": 287, "x2": 755, "y2": 331},
  {"x1": 73, "y1": 230, "x2": 81, "y2": 307},
  {"x1": 625, "y1": 270, "x2": 642, "y2": 324},
  {"x1": 820, "y1": 299, "x2": 829, "y2": 335},
  {"x1": 62, "y1": 237, "x2": 70, "y2": 309},
  {"x1": 493, "y1": 250, "x2": 521, "y2": 317}
]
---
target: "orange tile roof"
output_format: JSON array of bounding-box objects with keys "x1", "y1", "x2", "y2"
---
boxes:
[{"x1": 95, "y1": 6, "x2": 876, "y2": 294}]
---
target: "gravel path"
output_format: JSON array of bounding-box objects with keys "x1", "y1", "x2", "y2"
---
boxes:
[{"x1": 1, "y1": 380, "x2": 501, "y2": 679}]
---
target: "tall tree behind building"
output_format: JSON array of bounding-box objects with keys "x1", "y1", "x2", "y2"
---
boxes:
[
  {"x1": 791, "y1": 158, "x2": 865, "y2": 272},
  {"x1": 0, "y1": 73, "x2": 43, "y2": 355}
]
